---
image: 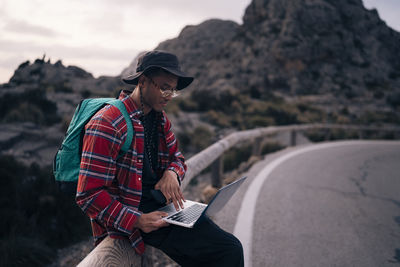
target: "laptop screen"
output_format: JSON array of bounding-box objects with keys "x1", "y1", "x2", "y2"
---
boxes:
[{"x1": 204, "y1": 176, "x2": 247, "y2": 218}]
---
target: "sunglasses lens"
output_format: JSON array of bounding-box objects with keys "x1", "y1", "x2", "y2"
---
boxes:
[{"x1": 162, "y1": 90, "x2": 179, "y2": 98}]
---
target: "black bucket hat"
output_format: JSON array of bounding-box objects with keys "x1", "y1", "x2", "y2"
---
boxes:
[{"x1": 122, "y1": 50, "x2": 194, "y2": 90}]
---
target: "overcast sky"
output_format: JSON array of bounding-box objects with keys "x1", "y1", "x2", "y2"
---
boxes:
[{"x1": 0, "y1": 0, "x2": 399, "y2": 84}]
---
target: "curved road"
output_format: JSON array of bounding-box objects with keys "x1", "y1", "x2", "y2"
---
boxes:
[{"x1": 215, "y1": 140, "x2": 400, "y2": 267}]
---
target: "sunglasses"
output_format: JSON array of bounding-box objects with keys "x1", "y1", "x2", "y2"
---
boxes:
[{"x1": 146, "y1": 76, "x2": 179, "y2": 98}]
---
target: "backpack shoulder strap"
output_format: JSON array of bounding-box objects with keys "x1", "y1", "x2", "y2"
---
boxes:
[{"x1": 108, "y1": 99, "x2": 134, "y2": 153}]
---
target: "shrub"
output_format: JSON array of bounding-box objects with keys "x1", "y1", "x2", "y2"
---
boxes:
[
  {"x1": 357, "y1": 110, "x2": 399, "y2": 124},
  {"x1": 0, "y1": 89, "x2": 61, "y2": 125},
  {"x1": 304, "y1": 129, "x2": 330, "y2": 142},
  {"x1": 81, "y1": 90, "x2": 91, "y2": 98},
  {"x1": 0, "y1": 156, "x2": 91, "y2": 266},
  {"x1": 261, "y1": 142, "x2": 286, "y2": 155},
  {"x1": 296, "y1": 103, "x2": 326, "y2": 123},
  {"x1": 178, "y1": 126, "x2": 214, "y2": 154},
  {"x1": 223, "y1": 144, "x2": 253, "y2": 172},
  {"x1": 61, "y1": 115, "x2": 73, "y2": 133},
  {"x1": 205, "y1": 110, "x2": 231, "y2": 128},
  {"x1": 304, "y1": 128, "x2": 360, "y2": 142},
  {"x1": 190, "y1": 90, "x2": 240, "y2": 112},
  {"x1": 244, "y1": 115, "x2": 274, "y2": 128},
  {"x1": 53, "y1": 82, "x2": 73, "y2": 93},
  {"x1": 191, "y1": 126, "x2": 214, "y2": 151},
  {"x1": 164, "y1": 99, "x2": 181, "y2": 116},
  {"x1": 265, "y1": 104, "x2": 298, "y2": 125},
  {"x1": 387, "y1": 92, "x2": 400, "y2": 108},
  {"x1": 3, "y1": 102, "x2": 45, "y2": 124},
  {"x1": 177, "y1": 98, "x2": 199, "y2": 111}
]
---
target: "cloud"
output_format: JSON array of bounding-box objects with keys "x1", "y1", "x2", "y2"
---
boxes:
[
  {"x1": 3, "y1": 19, "x2": 58, "y2": 37},
  {"x1": 0, "y1": 38, "x2": 137, "y2": 62},
  {"x1": 105, "y1": 0, "x2": 250, "y2": 23},
  {"x1": 0, "y1": 37, "x2": 141, "y2": 82}
]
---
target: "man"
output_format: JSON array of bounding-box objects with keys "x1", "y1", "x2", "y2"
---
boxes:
[{"x1": 76, "y1": 50, "x2": 244, "y2": 266}]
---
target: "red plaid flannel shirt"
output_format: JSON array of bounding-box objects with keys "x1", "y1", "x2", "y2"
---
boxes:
[{"x1": 76, "y1": 91, "x2": 186, "y2": 254}]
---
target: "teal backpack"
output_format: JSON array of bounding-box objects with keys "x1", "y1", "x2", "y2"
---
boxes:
[{"x1": 53, "y1": 98, "x2": 134, "y2": 194}]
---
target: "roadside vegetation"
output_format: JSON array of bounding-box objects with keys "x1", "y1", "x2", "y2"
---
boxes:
[{"x1": 0, "y1": 155, "x2": 91, "y2": 267}]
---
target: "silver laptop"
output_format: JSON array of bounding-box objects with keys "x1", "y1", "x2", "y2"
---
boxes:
[{"x1": 158, "y1": 176, "x2": 247, "y2": 228}]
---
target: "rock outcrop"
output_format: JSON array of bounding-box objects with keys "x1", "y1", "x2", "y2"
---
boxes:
[
  {"x1": 0, "y1": 57, "x2": 124, "y2": 166},
  {"x1": 155, "y1": 0, "x2": 400, "y2": 116}
]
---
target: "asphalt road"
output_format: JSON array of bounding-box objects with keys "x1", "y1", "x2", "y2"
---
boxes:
[{"x1": 215, "y1": 140, "x2": 400, "y2": 267}]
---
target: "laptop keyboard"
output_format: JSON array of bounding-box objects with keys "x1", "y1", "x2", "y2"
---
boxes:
[{"x1": 168, "y1": 204, "x2": 206, "y2": 224}]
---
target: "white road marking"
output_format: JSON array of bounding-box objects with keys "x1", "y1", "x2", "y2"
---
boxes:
[{"x1": 233, "y1": 140, "x2": 399, "y2": 267}]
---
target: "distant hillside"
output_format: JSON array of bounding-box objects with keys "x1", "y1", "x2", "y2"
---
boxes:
[
  {"x1": 3, "y1": 57, "x2": 123, "y2": 119},
  {"x1": 0, "y1": 57, "x2": 124, "y2": 166}
]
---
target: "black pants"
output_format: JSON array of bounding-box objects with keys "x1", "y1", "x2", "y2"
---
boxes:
[{"x1": 141, "y1": 211, "x2": 244, "y2": 267}]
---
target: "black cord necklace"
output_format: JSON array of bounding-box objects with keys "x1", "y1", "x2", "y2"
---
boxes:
[{"x1": 139, "y1": 88, "x2": 158, "y2": 170}]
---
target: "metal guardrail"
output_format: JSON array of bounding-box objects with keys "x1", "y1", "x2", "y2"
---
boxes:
[
  {"x1": 78, "y1": 123, "x2": 400, "y2": 266},
  {"x1": 182, "y1": 123, "x2": 400, "y2": 190}
]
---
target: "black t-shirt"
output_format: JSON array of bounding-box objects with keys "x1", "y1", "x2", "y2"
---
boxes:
[{"x1": 139, "y1": 110, "x2": 160, "y2": 211}]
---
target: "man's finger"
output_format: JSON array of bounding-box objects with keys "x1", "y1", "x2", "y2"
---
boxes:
[
  {"x1": 157, "y1": 211, "x2": 168, "y2": 218},
  {"x1": 173, "y1": 191, "x2": 184, "y2": 209},
  {"x1": 172, "y1": 197, "x2": 180, "y2": 211},
  {"x1": 179, "y1": 190, "x2": 186, "y2": 202},
  {"x1": 155, "y1": 219, "x2": 169, "y2": 228},
  {"x1": 163, "y1": 191, "x2": 172, "y2": 204},
  {"x1": 178, "y1": 189, "x2": 185, "y2": 203},
  {"x1": 149, "y1": 211, "x2": 167, "y2": 221}
]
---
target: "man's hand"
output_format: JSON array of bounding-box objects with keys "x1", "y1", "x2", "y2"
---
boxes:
[
  {"x1": 134, "y1": 211, "x2": 169, "y2": 233},
  {"x1": 155, "y1": 170, "x2": 185, "y2": 211}
]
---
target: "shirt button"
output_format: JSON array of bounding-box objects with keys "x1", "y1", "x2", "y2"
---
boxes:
[
  {"x1": 138, "y1": 159, "x2": 142, "y2": 163},
  {"x1": 138, "y1": 178, "x2": 141, "y2": 181}
]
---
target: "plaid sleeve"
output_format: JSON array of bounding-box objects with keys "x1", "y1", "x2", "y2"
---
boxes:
[
  {"x1": 76, "y1": 111, "x2": 141, "y2": 235},
  {"x1": 163, "y1": 114, "x2": 187, "y2": 183}
]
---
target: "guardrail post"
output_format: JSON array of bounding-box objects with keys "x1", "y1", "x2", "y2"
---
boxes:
[
  {"x1": 290, "y1": 130, "x2": 297, "y2": 146},
  {"x1": 252, "y1": 137, "x2": 263, "y2": 156},
  {"x1": 211, "y1": 156, "x2": 223, "y2": 188},
  {"x1": 358, "y1": 129, "x2": 364, "y2": 139},
  {"x1": 325, "y1": 129, "x2": 331, "y2": 141}
]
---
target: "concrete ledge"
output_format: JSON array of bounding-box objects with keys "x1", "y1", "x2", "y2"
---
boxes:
[{"x1": 77, "y1": 236, "x2": 153, "y2": 267}]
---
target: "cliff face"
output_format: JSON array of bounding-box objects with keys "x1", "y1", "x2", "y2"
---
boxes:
[
  {"x1": 238, "y1": 0, "x2": 400, "y2": 95},
  {"x1": 155, "y1": 0, "x2": 400, "y2": 113}
]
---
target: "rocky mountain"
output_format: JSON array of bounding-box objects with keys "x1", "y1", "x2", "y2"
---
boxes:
[
  {"x1": 154, "y1": 0, "x2": 400, "y2": 117},
  {"x1": 1, "y1": 0, "x2": 400, "y2": 167},
  {"x1": 0, "y1": 57, "x2": 123, "y2": 166}
]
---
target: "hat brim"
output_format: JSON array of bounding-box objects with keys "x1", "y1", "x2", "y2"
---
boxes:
[{"x1": 122, "y1": 65, "x2": 194, "y2": 90}]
